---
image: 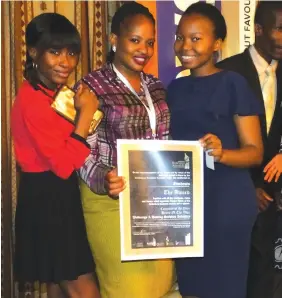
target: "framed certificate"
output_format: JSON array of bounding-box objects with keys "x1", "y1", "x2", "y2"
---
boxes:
[{"x1": 117, "y1": 139, "x2": 204, "y2": 261}]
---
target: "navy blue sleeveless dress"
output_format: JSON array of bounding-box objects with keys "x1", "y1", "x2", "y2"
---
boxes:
[{"x1": 167, "y1": 71, "x2": 263, "y2": 298}]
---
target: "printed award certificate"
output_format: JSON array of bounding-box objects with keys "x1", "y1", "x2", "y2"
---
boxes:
[{"x1": 117, "y1": 139, "x2": 204, "y2": 261}]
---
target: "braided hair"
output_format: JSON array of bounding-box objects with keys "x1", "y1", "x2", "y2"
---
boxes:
[{"x1": 107, "y1": 1, "x2": 155, "y2": 62}]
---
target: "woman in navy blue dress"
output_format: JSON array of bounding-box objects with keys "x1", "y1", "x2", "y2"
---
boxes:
[{"x1": 167, "y1": 3, "x2": 264, "y2": 298}]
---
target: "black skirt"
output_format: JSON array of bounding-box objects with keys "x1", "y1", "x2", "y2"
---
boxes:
[{"x1": 14, "y1": 171, "x2": 95, "y2": 283}]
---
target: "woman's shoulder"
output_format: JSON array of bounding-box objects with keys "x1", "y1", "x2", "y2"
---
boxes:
[
  {"x1": 220, "y1": 70, "x2": 250, "y2": 86},
  {"x1": 143, "y1": 72, "x2": 159, "y2": 81},
  {"x1": 81, "y1": 64, "x2": 109, "y2": 83},
  {"x1": 218, "y1": 71, "x2": 263, "y2": 115},
  {"x1": 166, "y1": 76, "x2": 186, "y2": 92},
  {"x1": 166, "y1": 70, "x2": 250, "y2": 90},
  {"x1": 16, "y1": 80, "x2": 44, "y2": 104},
  {"x1": 77, "y1": 64, "x2": 114, "y2": 95},
  {"x1": 143, "y1": 72, "x2": 165, "y2": 90},
  {"x1": 17, "y1": 80, "x2": 35, "y2": 96},
  {"x1": 13, "y1": 80, "x2": 55, "y2": 119}
]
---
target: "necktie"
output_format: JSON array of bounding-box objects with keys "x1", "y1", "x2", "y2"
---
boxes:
[{"x1": 263, "y1": 64, "x2": 275, "y2": 134}]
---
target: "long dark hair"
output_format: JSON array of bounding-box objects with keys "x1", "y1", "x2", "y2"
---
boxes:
[
  {"x1": 107, "y1": 1, "x2": 155, "y2": 63},
  {"x1": 24, "y1": 13, "x2": 81, "y2": 88}
]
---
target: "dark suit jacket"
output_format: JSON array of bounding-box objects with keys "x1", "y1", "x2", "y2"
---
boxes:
[{"x1": 217, "y1": 48, "x2": 282, "y2": 195}]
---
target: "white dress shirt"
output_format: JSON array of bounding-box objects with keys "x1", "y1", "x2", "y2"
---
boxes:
[{"x1": 249, "y1": 45, "x2": 278, "y2": 133}]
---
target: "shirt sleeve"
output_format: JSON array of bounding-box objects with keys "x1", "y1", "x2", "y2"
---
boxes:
[
  {"x1": 229, "y1": 72, "x2": 264, "y2": 116},
  {"x1": 22, "y1": 94, "x2": 90, "y2": 179},
  {"x1": 79, "y1": 132, "x2": 112, "y2": 194}
]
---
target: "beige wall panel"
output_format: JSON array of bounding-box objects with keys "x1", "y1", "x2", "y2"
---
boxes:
[
  {"x1": 32, "y1": 1, "x2": 56, "y2": 17},
  {"x1": 56, "y1": 1, "x2": 75, "y2": 24},
  {"x1": 222, "y1": 0, "x2": 239, "y2": 59}
]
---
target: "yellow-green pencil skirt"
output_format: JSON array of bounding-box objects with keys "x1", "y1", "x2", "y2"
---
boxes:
[{"x1": 80, "y1": 180, "x2": 175, "y2": 298}]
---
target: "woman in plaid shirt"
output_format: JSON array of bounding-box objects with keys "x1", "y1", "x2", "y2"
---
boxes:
[{"x1": 76, "y1": 2, "x2": 174, "y2": 298}]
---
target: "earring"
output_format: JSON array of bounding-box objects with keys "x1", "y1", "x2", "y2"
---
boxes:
[
  {"x1": 112, "y1": 45, "x2": 116, "y2": 53},
  {"x1": 32, "y1": 62, "x2": 38, "y2": 69}
]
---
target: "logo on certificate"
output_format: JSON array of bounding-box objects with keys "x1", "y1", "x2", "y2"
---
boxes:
[
  {"x1": 172, "y1": 152, "x2": 191, "y2": 169},
  {"x1": 184, "y1": 153, "x2": 190, "y2": 169}
]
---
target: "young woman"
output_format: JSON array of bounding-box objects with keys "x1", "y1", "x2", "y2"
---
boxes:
[
  {"x1": 11, "y1": 13, "x2": 100, "y2": 298},
  {"x1": 166, "y1": 3, "x2": 263, "y2": 298},
  {"x1": 77, "y1": 2, "x2": 174, "y2": 297}
]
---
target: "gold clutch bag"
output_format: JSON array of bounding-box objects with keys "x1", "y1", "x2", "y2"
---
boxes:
[{"x1": 51, "y1": 85, "x2": 103, "y2": 135}]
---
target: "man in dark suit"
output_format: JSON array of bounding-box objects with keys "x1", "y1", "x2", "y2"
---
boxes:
[{"x1": 217, "y1": 2, "x2": 282, "y2": 298}]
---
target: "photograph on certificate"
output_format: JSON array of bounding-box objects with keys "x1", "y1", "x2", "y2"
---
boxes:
[{"x1": 117, "y1": 140, "x2": 204, "y2": 261}]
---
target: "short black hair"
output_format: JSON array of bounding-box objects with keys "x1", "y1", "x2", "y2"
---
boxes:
[
  {"x1": 255, "y1": 1, "x2": 282, "y2": 27},
  {"x1": 107, "y1": 1, "x2": 155, "y2": 62},
  {"x1": 24, "y1": 13, "x2": 81, "y2": 87},
  {"x1": 183, "y1": 2, "x2": 227, "y2": 41}
]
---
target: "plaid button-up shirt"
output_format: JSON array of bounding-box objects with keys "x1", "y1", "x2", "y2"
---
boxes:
[{"x1": 78, "y1": 63, "x2": 170, "y2": 194}]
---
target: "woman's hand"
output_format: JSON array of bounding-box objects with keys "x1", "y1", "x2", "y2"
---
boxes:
[
  {"x1": 105, "y1": 168, "x2": 126, "y2": 198},
  {"x1": 201, "y1": 116, "x2": 262, "y2": 168},
  {"x1": 263, "y1": 153, "x2": 282, "y2": 183},
  {"x1": 199, "y1": 133, "x2": 223, "y2": 162},
  {"x1": 73, "y1": 83, "x2": 99, "y2": 138},
  {"x1": 74, "y1": 82, "x2": 99, "y2": 115}
]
